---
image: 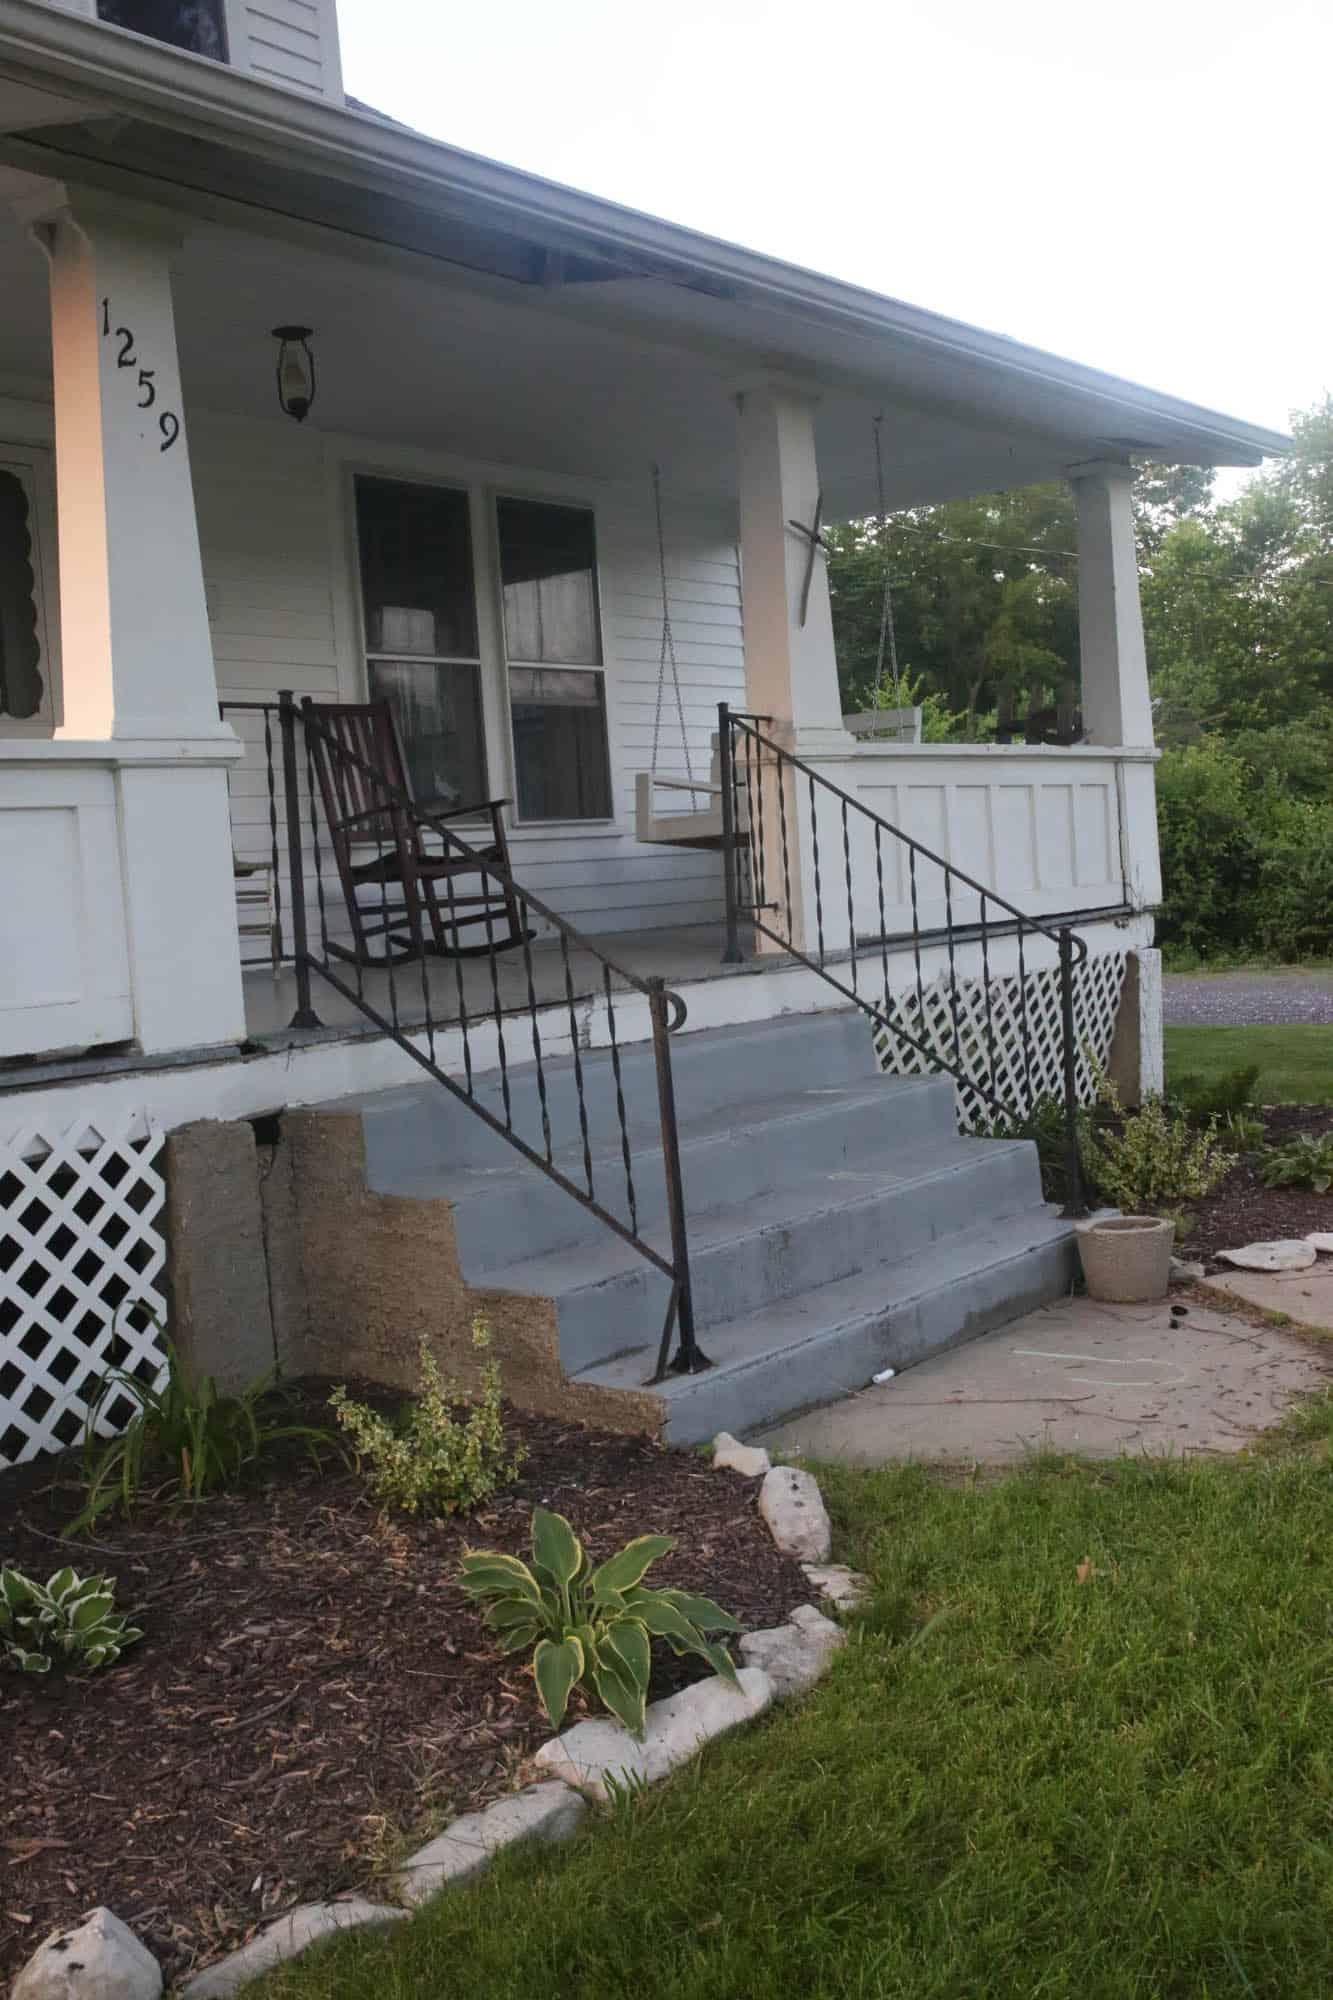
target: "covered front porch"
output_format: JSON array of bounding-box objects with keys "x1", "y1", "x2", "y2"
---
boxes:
[{"x1": 0, "y1": 60, "x2": 1271, "y2": 1088}]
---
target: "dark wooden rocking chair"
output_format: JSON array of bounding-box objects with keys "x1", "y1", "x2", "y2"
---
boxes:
[{"x1": 302, "y1": 698, "x2": 532, "y2": 965}]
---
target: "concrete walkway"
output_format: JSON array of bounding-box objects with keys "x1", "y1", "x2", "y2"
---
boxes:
[{"x1": 757, "y1": 1294, "x2": 1329, "y2": 1466}]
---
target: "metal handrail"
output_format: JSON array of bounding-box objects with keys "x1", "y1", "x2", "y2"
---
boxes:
[
  {"x1": 222, "y1": 693, "x2": 703, "y2": 1379},
  {"x1": 718, "y1": 702, "x2": 1089, "y2": 1216}
]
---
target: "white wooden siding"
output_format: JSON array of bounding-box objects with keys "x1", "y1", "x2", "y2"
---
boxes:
[
  {"x1": 199, "y1": 423, "x2": 741, "y2": 948},
  {"x1": 226, "y1": 0, "x2": 343, "y2": 97}
]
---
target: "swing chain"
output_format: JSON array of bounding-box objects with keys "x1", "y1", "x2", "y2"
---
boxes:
[
  {"x1": 872, "y1": 414, "x2": 903, "y2": 712},
  {"x1": 649, "y1": 463, "x2": 696, "y2": 790}
]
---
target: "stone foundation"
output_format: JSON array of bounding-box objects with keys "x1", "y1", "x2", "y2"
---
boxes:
[{"x1": 163, "y1": 1109, "x2": 662, "y2": 1433}]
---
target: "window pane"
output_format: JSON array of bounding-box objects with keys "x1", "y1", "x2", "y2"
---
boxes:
[
  {"x1": 97, "y1": 0, "x2": 228, "y2": 60},
  {"x1": 369, "y1": 660, "x2": 488, "y2": 814},
  {"x1": 509, "y1": 667, "x2": 611, "y2": 820},
  {"x1": 0, "y1": 469, "x2": 43, "y2": 722},
  {"x1": 497, "y1": 498, "x2": 601, "y2": 666},
  {"x1": 357, "y1": 478, "x2": 479, "y2": 660}
]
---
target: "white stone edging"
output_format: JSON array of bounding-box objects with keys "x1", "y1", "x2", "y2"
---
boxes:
[{"x1": 16, "y1": 1459, "x2": 864, "y2": 1998}]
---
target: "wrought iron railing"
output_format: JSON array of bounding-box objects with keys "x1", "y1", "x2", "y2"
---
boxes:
[
  {"x1": 218, "y1": 693, "x2": 703, "y2": 1380},
  {"x1": 717, "y1": 702, "x2": 1090, "y2": 1216}
]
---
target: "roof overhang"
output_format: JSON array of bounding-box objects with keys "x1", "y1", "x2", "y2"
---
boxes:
[{"x1": 0, "y1": 0, "x2": 1291, "y2": 479}]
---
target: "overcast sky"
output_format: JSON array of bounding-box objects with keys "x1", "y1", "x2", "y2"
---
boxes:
[{"x1": 340, "y1": 0, "x2": 1329, "y2": 462}]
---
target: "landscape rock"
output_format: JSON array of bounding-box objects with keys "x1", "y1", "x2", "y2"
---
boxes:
[
  {"x1": 393, "y1": 1782, "x2": 586, "y2": 1906},
  {"x1": 1305, "y1": 1233, "x2": 1333, "y2": 1255},
  {"x1": 800, "y1": 1562, "x2": 873, "y2": 1614},
  {"x1": 1217, "y1": 1240, "x2": 1318, "y2": 1273},
  {"x1": 1171, "y1": 1256, "x2": 1206, "y2": 1282},
  {"x1": 712, "y1": 1431, "x2": 772, "y2": 1479},
  {"x1": 758, "y1": 1465, "x2": 832, "y2": 1561},
  {"x1": 180, "y1": 1900, "x2": 407, "y2": 1999},
  {"x1": 533, "y1": 1666, "x2": 773, "y2": 1800},
  {"x1": 740, "y1": 1603, "x2": 846, "y2": 1697},
  {"x1": 13, "y1": 1908, "x2": 162, "y2": 2000}
]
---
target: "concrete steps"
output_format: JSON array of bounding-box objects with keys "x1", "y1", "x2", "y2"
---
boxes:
[{"x1": 347, "y1": 1008, "x2": 1077, "y2": 1442}]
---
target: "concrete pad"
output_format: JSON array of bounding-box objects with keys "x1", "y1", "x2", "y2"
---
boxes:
[
  {"x1": 756, "y1": 1294, "x2": 1329, "y2": 1466},
  {"x1": 1204, "y1": 1264, "x2": 1333, "y2": 1331}
]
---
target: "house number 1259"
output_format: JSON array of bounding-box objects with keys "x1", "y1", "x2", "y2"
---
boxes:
[{"x1": 101, "y1": 297, "x2": 181, "y2": 452}]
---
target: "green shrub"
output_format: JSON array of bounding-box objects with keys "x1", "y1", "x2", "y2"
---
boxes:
[
  {"x1": 1170, "y1": 1065, "x2": 1260, "y2": 1125},
  {"x1": 460, "y1": 1505, "x2": 741, "y2": 1738},
  {"x1": 1, "y1": 1565, "x2": 142, "y2": 1675},
  {"x1": 1084, "y1": 1081, "x2": 1231, "y2": 1215},
  {"x1": 330, "y1": 1321, "x2": 525, "y2": 1517},
  {"x1": 1260, "y1": 1132, "x2": 1333, "y2": 1193},
  {"x1": 71, "y1": 1337, "x2": 336, "y2": 1534}
]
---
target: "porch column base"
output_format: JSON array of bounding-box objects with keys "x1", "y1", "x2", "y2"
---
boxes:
[{"x1": 1107, "y1": 946, "x2": 1164, "y2": 1107}]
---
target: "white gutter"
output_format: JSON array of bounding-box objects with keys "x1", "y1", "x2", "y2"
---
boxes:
[{"x1": 0, "y1": 0, "x2": 1291, "y2": 462}]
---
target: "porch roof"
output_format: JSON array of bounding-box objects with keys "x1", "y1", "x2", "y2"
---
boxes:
[{"x1": 0, "y1": 0, "x2": 1290, "y2": 507}]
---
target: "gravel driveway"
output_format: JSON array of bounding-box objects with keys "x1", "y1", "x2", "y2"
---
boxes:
[{"x1": 1165, "y1": 969, "x2": 1333, "y2": 1026}]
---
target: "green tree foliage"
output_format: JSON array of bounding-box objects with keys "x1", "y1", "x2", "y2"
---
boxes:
[{"x1": 825, "y1": 397, "x2": 1333, "y2": 961}]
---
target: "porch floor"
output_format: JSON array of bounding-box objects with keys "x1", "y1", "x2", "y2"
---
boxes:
[{"x1": 241, "y1": 923, "x2": 760, "y2": 1044}]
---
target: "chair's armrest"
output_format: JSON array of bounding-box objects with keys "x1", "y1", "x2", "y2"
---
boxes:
[{"x1": 417, "y1": 796, "x2": 511, "y2": 821}]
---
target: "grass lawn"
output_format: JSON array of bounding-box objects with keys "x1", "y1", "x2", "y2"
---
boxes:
[
  {"x1": 257, "y1": 1402, "x2": 1333, "y2": 2000},
  {"x1": 1166, "y1": 1023, "x2": 1333, "y2": 1104}
]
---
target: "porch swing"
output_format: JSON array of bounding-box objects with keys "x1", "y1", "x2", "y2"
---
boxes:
[
  {"x1": 633, "y1": 465, "x2": 743, "y2": 850},
  {"x1": 840, "y1": 414, "x2": 922, "y2": 745}
]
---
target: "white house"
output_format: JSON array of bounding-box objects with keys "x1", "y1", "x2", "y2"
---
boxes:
[{"x1": 0, "y1": 0, "x2": 1288, "y2": 1462}]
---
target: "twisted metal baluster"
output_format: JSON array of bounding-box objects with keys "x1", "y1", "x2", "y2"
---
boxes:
[
  {"x1": 980, "y1": 892, "x2": 995, "y2": 1112},
  {"x1": 874, "y1": 823, "x2": 891, "y2": 1019},
  {"x1": 261, "y1": 706, "x2": 283, "y2": 963},
  {"x1": 440, "y1": 843, "x2": 473, "y2": 1098},
  {"x1": 562, "y1": 933, "x2": 595, "y2": 1198},
  {"x1": 520, "y1": 899, "x2": 553, "y2": 1164},
  {"x1": 604, "y1": 967, "x2": 638, "y2": 1236},
  {"x1": 378, "y1": 788, "x2": 401, "y2": 1038},
  {"x1": 908, "y1": 845, "x2": 925, "y2": 1023},
  {"x1": 809, "y1": 771, "x2": 825, "y2": 967},
  {"x1": 943, "y1": 864, "x2": 963, "y2": 1074},
  {"x1": 842, "y1": 798, "x2": 856, "y2": 995},
  {"x1": 748, "y1": 728, "x2": 766, "y2": 916},
  {"x1": 1017, "y1": 920, "x2": 1033, "y2": 1114},
  {"x1": 304, "y1": 729, "x2": 331, "y2": 974},
  {"x1": 483, "y1": 887, "x2": 512, "y2": 1134},
  {"x1": 775, "y1": 746, "x2": 793, "y2": 949}
]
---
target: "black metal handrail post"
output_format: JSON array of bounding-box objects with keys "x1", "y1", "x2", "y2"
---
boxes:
[
  {"x1": 647, "y1": 977, "x2": 704, "y2": 1374},
  {"x1": 1057, "y1": 926, "x2": 1089, "y2": 1218},
  {"x1": 277, "y1": 689, "x2": 321, "y2": 1030},
  {"x1": 717, "y1": 701, "x2": 743, "y2": 964}
]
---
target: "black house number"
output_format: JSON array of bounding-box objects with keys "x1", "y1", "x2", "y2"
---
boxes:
[{"x1": 101, "y1": 297, "x2": 181, "y2": 452}]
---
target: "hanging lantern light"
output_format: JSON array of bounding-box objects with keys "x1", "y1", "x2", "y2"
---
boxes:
[{"x1": 272, "y1": 324, "x2": 316, "y2": 422}]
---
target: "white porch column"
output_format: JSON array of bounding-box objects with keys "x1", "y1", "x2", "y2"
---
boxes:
[
  {"x1": 19, "y1": 183, "x2": 245, "y2": 1055},
  {"x1": 735, "y1": 378, "x2": 856, "y2": 954},
  {"x1": 1070, "y1": 459, "x2": 1162, "y2": 914}
]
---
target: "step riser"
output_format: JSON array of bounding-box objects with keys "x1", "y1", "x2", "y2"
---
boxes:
[
  {"x1": 650, "y1": 1234, "x2": 1078, "y2": 1445},
  {"x1": 445, "y1": 1087, "x2": 973, "y2": 1273},
  {"x1": 548, "y1": 1146, "x2": 1044, "y2": 1374},
  {"x1": 359, "y1": 1016, "x2": 958, "y2": 1183}
]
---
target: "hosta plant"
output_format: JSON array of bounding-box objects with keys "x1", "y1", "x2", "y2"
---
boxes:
[
  {"x1": 1261, "y1": 1131, "x2": 1333, "y2": 1194},
  {"x1": 460, "y1": 1506, "x2": 741, "y2": 1738},
  {"x1": 1, "y1": 1566, "x2": 143, "y2": 1676}
]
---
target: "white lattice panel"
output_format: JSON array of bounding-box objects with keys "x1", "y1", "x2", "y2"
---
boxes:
[
  {"x1": 873, "y1": 948, "x2": 1128, "y2": 1132},
  {"x1": 0, "y1": 1117, "x2": 168, "y2": 1467}
]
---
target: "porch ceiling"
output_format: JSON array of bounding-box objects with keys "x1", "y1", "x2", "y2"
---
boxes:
[{"x1": 0, "y1": 2, "x2": 1290, "y2": 509}]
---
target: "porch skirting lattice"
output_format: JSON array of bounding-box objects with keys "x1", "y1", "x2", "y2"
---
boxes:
[
  {"x1": 872, "y1": 948, "x2": 1129, "y2": 1131},
  {"x1": 0, "y1": 1117, "x2": 167, "y2": 1468}
]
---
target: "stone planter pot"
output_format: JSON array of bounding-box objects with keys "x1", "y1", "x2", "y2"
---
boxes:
[{"x1": 1076, "y1": 1215, "x2": 1175, "y2": 1303}]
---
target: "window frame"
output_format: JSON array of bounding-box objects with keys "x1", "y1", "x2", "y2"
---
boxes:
[
  {"x1": 490, "y1": 488, "x2": 614, "y2": 827},
  {"x1": 0, "y1": 443, "x2": 60, "y2": 738},
  {"x1": 350, "y1": 470, "x2": 492, "y2": 817}
]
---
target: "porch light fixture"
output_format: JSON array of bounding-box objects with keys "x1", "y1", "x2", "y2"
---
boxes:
[{"x1": 272, "y1": 324, "x2": 316, "y2": 422}]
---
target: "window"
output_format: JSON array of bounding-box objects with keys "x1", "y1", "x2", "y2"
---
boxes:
[
  {"x1": 355, "y1": 476, "x2": 489, "y2": 813},
  {"x1": 96, "y1": 0, "x2": 228, "y2": 60},
  {"x1": 497, "y1": 497, "x2": 611, "y2": 821},
  {"x1": 0, "y1": 455, "x2": 53, "y2": 730}
]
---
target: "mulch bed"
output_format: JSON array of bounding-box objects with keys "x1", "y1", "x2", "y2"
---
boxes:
[
  {"x1": 0, "y1": 1397, "x2": 807, "y2": 1988},
  {"x1": 1175, "y1": 1105, "x2": 1333, "y2": 1271}
]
